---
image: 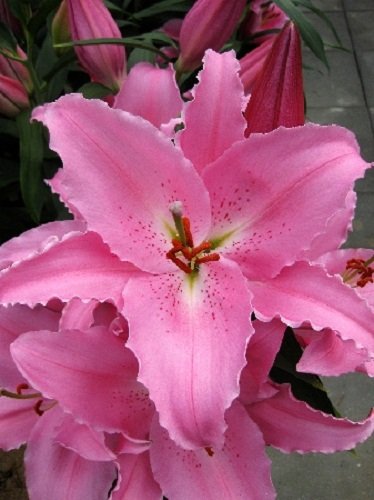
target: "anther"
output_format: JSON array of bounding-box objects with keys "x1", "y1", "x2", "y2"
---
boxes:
[
  {"x1": 34, "y1": 400, "x2": 45, "y2": 416},
  {"x1": 204, "y1": 447, "x2": 214, "y2": 457},
  {"x1": 16, "y1": 383, "x2": 30, "y2": 394},
  {"x1": 195, "y1": 253, "x2": 220, "y2": 264},
  {"x1": 182, "y1": 217, "x2": 194, "y2": 247}
]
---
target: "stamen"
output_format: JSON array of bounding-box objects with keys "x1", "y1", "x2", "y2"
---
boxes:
[
  {"x1": 190, "y1": 241, "x2": 211, "y2": 258},
  {"x1": 1, "y1": 388, "x2": 42, "y2": 400},
  {"x1": 169, "y1": 201, "x2": 187, "y2": 246},
  {"x1": 166, "y1": 251, "x2": 192, "y2": 274},
  {"x1": 182, "y1": 217, "x2": 194, "y2": 247},
  {"x1": 344, "y1": 256, "x2": 374, "y2": 288},
  {"x1": 16, "y1": 383, "x2": 30, "y2": 394},
  {"x1": 34, "y1": 399, "x2": 45, "y2": 416},
  {"x1": 195, "y1": 253, "x2": 220, "y2": 264},
  {"x1": 204, "y1": 447, "x2": 214, "y2": 457}
]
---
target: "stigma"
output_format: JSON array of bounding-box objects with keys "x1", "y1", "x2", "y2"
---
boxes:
[{"x1": 167, "y1": 201, "x2": 220, "y2": 273}]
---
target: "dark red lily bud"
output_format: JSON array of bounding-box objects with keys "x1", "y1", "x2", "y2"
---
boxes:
[{"x1": 244, "y1": 21, "x2": 304, "y2": 136}]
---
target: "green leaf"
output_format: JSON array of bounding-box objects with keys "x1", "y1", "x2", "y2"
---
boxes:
[
  {"x1": 0, "y1": 118, "x2": 19, "y2": 138},
  {"x1": 0, "y1": 22, "x2": 18, "y2": 52},
  {"x1": 273, "y1": 0, "x2": 329, "y2": 67},
  {"x1": 79, "y1": 82, "x2": 113, "y2": 99},
  {"x1": 293, "y1": 0, "x2": 343, "y2": 47},
  {"x1": 132, "y1": 0, "x2": 190, "y2": 20},
  {"x1": 8, "y1": 0, "x2": 32, "y2": 25},
  {"x1": 127, "y1": 47, "x2": 156, "y2": 70},
  {"x1": 28, "y1": 0, "x2": 62, "y2": 35},
  {"x1": 270, "y1": 328, "x2": 341, "y2": 417},
  {"x1": 16, "y1": 110, "x2": 49, "y2": 223}
]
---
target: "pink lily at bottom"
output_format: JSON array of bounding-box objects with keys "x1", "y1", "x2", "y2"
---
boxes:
[
  {"x1": 2, "y1": 304, "x2": 374, "y2": 499},
  {"x1": 0, "y1": 49, "x2": 373, "y2": 453}
]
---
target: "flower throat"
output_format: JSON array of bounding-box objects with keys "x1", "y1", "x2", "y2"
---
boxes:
[{"x1": 166, "y1": 201, "x2": 220, "y2": 274}]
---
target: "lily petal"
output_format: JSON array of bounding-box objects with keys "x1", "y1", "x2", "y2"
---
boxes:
[
  {"x1": 248, "y1": 384, "x2": 374, "y2": 453},
  {"x1": 250, "y1": 261, "x2": 374, "y2": 354},
  {"x1": 150, "y1": 402, "x2": 275, "y2": 499},
  {"x1": 179, "y1": 50, "x2": 246, "y2": 173},
  {"x1": 0, "y1": 398, "x2": 39, "y2": 450},
  {"x1": 11, "y1": 327, "x2": 154, "y2": 438},
  {"x1": 33, "y1": 94, "x2": 211, "y2": 273},
  {"x1": 113, "y1": 453, "x2": 162, "y2": 500},
  {"x1": 123, "y1": 258, "x2": 253, "y2": 450},
  {"x1": 25, "y1": 406, "x2": 116, "y2": 500},
  {"x1": 297, "y1": 329, "x2": 370, "y2": 376},
  {"x1": 114, "y1": 62, "x2": 183, "y2": 128},
  {"x1": 0, "y1": 231, "x2": 140, "y2": 307},
  {"x1": 203, "y1": 124, "x2": 369, "y2": 280}
]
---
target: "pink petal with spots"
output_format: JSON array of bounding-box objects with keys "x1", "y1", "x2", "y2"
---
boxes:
[
  {"x1": 0, "y1": 220, "x2": 85, "y2": 271},
  {"x1": 202, "y1": 124, "x2": 369, "y2": 280},
  {"x1": 179, "y1": 50, "x2": 246, "y2": 173},
  {"x1": 0, "y1": 231, "x2": 140, "y2": 307},
  {"x1": 55, "y1": 414, "x2": 115, "y2": 461},
  {"x1": 113, "y1": 453, "x2": 162, "y2": 500},
  {"x1": 240, "y1": 319, "x2": 285, "y2": 404},
  {"x1": 250, "y1": 261, "x2": 374, "y2": 354},
  {"x1": 33, "y1": 94, "x2": 211, "y2": 274},
  {"x1": 11, "y1": 327, "x2": 155, "y2": 438},
  {"x1": 297, "y1": 329, "x2": 370, "y2": 376},
  {"x1": 114, "y1": 62, "x2": 183, "y2": 128},
  {"x1": 25, "y1": 406, "x2": 116, "y2": 500},
  {"x1": 0, "y1": 304, "x2": 59, "y2": 389},
  {"x1": 150, "y1": 402, "x2": 275, "y2": 500},
  {"x1": 123, "y1": 258, "x2": 253, "y2": 450},
  {"x1": 248, "y1": 384, "x2": 374, "y2": 453},
  {"x1": 0, "y1": 398, "x2": 39, "y2": 450}
]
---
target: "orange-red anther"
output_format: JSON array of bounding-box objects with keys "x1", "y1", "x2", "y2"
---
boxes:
[
  {"x1": 34, "y1": 400, "x2": 45, "y2": 416},
  {"x1": 166, "y1": 252, "x2": 192, "y2": 273},
  {"x1": 196, "y1": 253, "x2": 220, "y2": 264},
  {"x1": 182, "y1": 216, "x2": 194, "y2": 247},
  {"x1": 204, "y1": 447, "x2": 214, "y2": 457},
  {"x1": 190, "y1": 241, "x2": 211, "y2": 258},
  {"x1": 16, "y1": 383, "x2": 30, "y2": 394}
]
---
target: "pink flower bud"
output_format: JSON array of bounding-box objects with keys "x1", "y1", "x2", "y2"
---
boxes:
[
  {"x1": 242, "y1": 1, "x2": 288, "y2": 45},
  {"x1": 0, "y1": 47, "x2": 32, "y2": 92},
  {"x1": 66, "y1": 0, "x2": 126, "y2": 90},
  {"x1": 244, "y1": 22, "x2": 304, "y2": 136},
  {"x1": 176, "y1": 0, "x2": 246, "y2": 72},
  {"x1": 0, "y1": 75, "x2": 29, "y2": 117}
]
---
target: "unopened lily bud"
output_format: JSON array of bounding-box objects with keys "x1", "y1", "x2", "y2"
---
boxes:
[
  {"x1": 52, "y1": 0, "x2": 71, "y2": 54},
  {"x1": 66, "y1": 0, "x2": 126, "y2": 91},
  {"x1": 244, "y1": 22, "x2": 304, "y2": 136},
  {"x1": 239, "y1": 38, "x2": 274, "y2": 95},
  {"x1": 0, "y1": 75, "x2": 29, "y2": 117},
  {"x1": 0, "y1": 47, "x2": 32, "y2": 92},
  {"x1": 176, "y1": 0, "x2": 246, "y2": 73}
]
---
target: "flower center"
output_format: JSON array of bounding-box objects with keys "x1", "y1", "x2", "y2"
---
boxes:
[
  {"x1": 0, "y1": 383, "x2": 56, "y2": 416},
  {"x1": 343, "y1": 256, "x2": 374, "y2": 288},
  {"x1": 166, "y1": 202, "x2": 220, "y2": 274}
]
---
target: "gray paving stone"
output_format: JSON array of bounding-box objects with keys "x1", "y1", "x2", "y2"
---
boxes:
[
  {"x1": 302, "y1": 12, "x2": 352, "y2": 50},
  {"x1": 347, "y1": 11, "x2": 374, "y2": 50},
  {"x1": 357, "y1": 51, "x2": 374, "y2": 107},
  {"x1": 303, "y1": 50, "x2": 365, "y2": 107},
  {"x1": 306, "y1": 106, "x2": 374, "y2": 164},
  {"x1": 344, "y1": 0, "x2": 374, "y2": 10},
  {"x1": 301, "y1": 0, "x2": 343, "y2": 11},
  {"x1": 346, "y1": 192, "x2": 374, "y2": 248}
]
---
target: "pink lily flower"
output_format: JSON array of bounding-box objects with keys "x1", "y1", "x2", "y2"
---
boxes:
[
  {"x1": 244, "y1": 22, "x2": 304, "y2": 135},
  {"x1": 66, "y1": 0, "x2": 126, "y2": 90},
  {"x1": 0, "y1": 50, "x2": 373, "y2": 453},
  {"x1": 176, "y1": 0, "x2": 246, "y2": 72}
]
